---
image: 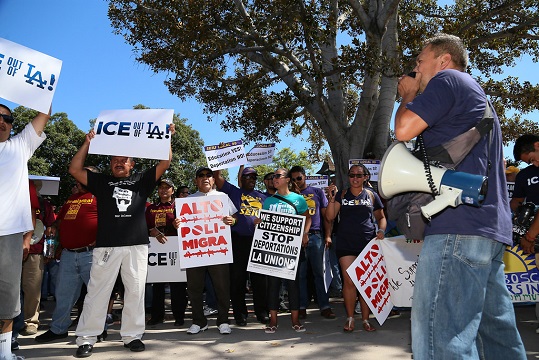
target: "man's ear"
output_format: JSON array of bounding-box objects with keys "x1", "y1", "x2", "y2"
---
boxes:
[
  {"x1": 440, "y1": 53, "x2": 452, "y2": 69},
  {"x1": 533, "y1": 141, "x2": 539, "y2": 152}
]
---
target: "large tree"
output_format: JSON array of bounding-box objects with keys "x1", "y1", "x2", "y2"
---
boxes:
[{"x1": 108, "y1": 0, "x2": 539, "y2": 187}]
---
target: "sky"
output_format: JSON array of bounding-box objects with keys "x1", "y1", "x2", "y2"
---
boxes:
[{"x1": 1, "y1": 0, "x2": 538, "y2": 170}]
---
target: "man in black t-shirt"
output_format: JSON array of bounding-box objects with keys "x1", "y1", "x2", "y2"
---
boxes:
[{"x1": 68, "y1": 125, "x2": 174, "y2": 358}]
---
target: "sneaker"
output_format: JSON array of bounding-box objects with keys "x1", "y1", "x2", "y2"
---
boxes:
[
  {"x1": 35, "y1": 329, "x2": 69, "y2": 343},
  {"x1": 19, "y1": 324, "x2": 38, "y2": 336},
  {"x1": 354, "y1": 301, "x2": 361, "y2": 314},
  {"x1": 218, "y1": 323, "x2": 232, "y2": 334},
  {"x1": 11, "y1": 338, "x2": 20, "y2": 351},
  {"x1": 203, "y1": 305, "x2": 218, "y2": 316},
  {"x1": 187, "y1": 324, "x2": 208, "y2": 334},
  {"x1": 10, "y1": 354, "x2": 25, "y2": 359},
  {"x1": 124, "y1": 339, "x2": 145, "y2": 352}
]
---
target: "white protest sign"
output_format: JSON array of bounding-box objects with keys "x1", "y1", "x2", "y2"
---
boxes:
[
  {"x1": 305, "y1": 175, "x2": 328, "y2": 189},
  {"x1": 507, "y1": 181, "x2": 515, "y2": 199},
  {"x1": 246, "y1": 143, "x2": 276, "y2": 165},
  {"x1": 0, "y1": 38, "x2": 62, "y2": 113},
  {"x1": 247, "y1": 209, "x2": 304, "y2": 280},
  {"x1": 323, "y1": 247, "x2": 333, "y2": 293},
  {"x1": 175, "y1": 195, "x2": 233, "y2": 268},
  {"x1": 146, "y1": 236, "x2": 187, "y2": 283},
  {"x1": 346, "y1": 239, "x2": 393, "y2": 325},
  {"x1": 28, "y1": 175, "x2": 60, "y2": 196},
  {"x1": 205, "y1": 140, "x2": 246, "y2": 170},
  {"x1": 89, "y1": 109, "x2": 173, "y2": 160},
  {"x1": 349, "y1": 159, "x2": 380, "y2": 181},
  {"x1": 377, "y1": 236, "x2": 421, "y2": 307}
]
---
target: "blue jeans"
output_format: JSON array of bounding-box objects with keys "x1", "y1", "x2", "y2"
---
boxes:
[
  {"x1": 411, "y1": 234, "x2": 526, "y2": 360},
  {"x1": 299, "y1": 233, "x2": 330, "y2": 310},
  {"x1": 50, "y1": 249, "x2": 92, "y2": 334},
  {"x1": 329, "y1": 234, "x2": 342, "y2": 292}
]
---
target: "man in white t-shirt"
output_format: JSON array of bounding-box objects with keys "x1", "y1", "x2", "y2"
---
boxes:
[{"x1": 0, "y1": 104, "x2": 50, "y2": 360}]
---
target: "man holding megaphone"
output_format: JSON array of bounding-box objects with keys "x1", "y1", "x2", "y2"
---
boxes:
[{"x1": 394, "y1": 34, "x2": 525, "y2": 359}]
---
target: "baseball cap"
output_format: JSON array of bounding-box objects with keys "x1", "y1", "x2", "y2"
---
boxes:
[
  {"x1": 505, "y1": 166, "x2": 520, "y2": 174},
  {"x1": 159, "y1": 179, "x2": 175, "y2": 188},
  {"x1": 195, "y1": 167, "x2": 213, "y2": 177},
  {"x1": 242, "y1": 167, "x2": 257, "y2": 176}
]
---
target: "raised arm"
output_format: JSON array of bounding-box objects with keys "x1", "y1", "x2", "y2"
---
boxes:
[
  {"x1": 69, "y1": 130, "x2": 94, "y2": 186},
  {"x1": 31, "y1": 106, "x2": 52, "y2": 136},
  {"x1": 213, "y1": 169, "x2": 225, "y2": 190},
  {"x1": 155, "y1": 123, "x2": 175, "y2": 181}
]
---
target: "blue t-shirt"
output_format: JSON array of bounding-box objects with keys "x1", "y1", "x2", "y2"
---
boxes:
[
  {"x1": 263, "y1": 192, "x2": 308, "y2": 215},
  {"x1": 335, "y1": 188, "x2": 383, "y2": 253},
  {"x1": 220, "y1": 180, "x2": 267, "y2": 237},
  {"x1": 300, "y1": 186, "x2": 328, "y2": 231},
  {"x1": 513, "y1": 165, "x2": 539, "y2": 204},
  {"x1": 407, "y1": 69, "x2": 512, "y2": 245}
]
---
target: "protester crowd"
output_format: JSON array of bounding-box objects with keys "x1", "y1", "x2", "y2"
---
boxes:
[{"x1": 1, "y1": 33, "x2": 533, "y2": 360}]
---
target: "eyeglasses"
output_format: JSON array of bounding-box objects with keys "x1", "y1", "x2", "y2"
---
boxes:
[
  {"x1": 197, "y1": 172, "x2": 213, "y2": 178},
  {"x1": 348, "y1": 173, "x2": 366, "y2": 178},
  {"x1": 0, "y1": 114, "x2": 14, "y2": 124},
  {"x1": 273, "y1": 173, "x2": 286, "y2": 179},
  {"x1": 242, "y1": 174, "x2": 257, "y2": 180},
  {"x1": 292, "y1": 176, "x2": 303, "y2": 182}
]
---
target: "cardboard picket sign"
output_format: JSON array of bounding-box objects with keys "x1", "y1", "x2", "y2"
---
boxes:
[
  {"x1": 0, "y1": 37, "x2": 62, "y2": 113},
  {"x1": 204, "y1": 140, "x2": 246, "y2": 170},
  {"x1": 246, "y1": 143, "x2": 275, "y2": 165},
  {"x1": 247, "y1": 209, "x2": 304, "y2": 280},
  {"x1": 175, "y1": 195, "x2": 234, "y2": 269},
  {"x1": 89, "y1": 109, "x2": 173, "y2": 160},
  {"x1": 146, "y1": 236, "x2": 187, "y2": 283}
]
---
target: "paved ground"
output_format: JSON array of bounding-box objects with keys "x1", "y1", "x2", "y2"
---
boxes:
[{"x1": 14, "y1": 297, "x2": 539, "y2": 359}]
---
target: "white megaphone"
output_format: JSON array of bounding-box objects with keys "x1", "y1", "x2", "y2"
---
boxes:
[
  {"x1": 31, "y1": 219, "x2": 44, "y2": 245},
  {"x1": 379, "y1": 142, "x2": 488, "y2": 219}
]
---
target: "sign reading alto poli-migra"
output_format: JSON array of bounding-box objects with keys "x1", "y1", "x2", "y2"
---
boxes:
[
  {"x1": 204, "y1": 140, "x2": 246, "y2": 170},
  {"x1": 146, "y1": 236, "x2": 187, "y2": 283},
  {"x1": 89, "y1": 109, "x2": 174, "y2": 160},
  {"x1": 0, "y1": 38, "x2": 62, "y2": 113},
  {"x1": 247, "y1": 209, "x2": 304, "y2": 280},
  {"x1": 246, "y1": 143, "x2": 276, "y2": 165},
  {"x1": 349, "y1": 159, "x2": 380, "y2": 182},
  {"x1": 305, "y1": 175, "x2": 328, "y2": 189},
  {"x1": 175, "y1": 195, "x2": 233, "y2": 269},
  {"x1": 347, "y1": 239, "x2": 393, "y2": 325}
]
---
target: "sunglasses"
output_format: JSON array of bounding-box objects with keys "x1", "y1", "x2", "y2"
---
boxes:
[
  {"x1": 348, "y1": 173, "x2": 366, "y2": 178},
  {"x1": 292, "y1": 176, "x2": 303, "y2": 182},
  {"x1": 273, "y1": 173, "x2": 286, "y2": 179},
  {"x1": 242, "y1": 174, "x2": 257, "y2": 180},
  {"x1": 197, "y1": 172, "x2": 213, "y2": 178},
  {"x1": 0, "y1": 113, "x2": 14, "y2": 124}
]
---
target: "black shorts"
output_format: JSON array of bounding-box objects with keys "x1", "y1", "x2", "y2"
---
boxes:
[{"x1": 336, "y1": 249, "x2": 360, "y2": 259}]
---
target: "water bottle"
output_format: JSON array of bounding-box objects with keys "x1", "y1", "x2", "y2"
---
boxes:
[{"x1": 44, "y1": 235, "x2": 57, "y2": 258}]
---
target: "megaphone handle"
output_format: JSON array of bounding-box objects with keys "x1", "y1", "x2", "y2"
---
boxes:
[{"x1": 421, "y1": 187, "x2": 463, "y2": 220}]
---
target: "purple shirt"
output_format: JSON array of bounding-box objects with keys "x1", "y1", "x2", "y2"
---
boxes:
[{"x1": 300, "y1": 186, "x2": 328, "y2": 231}]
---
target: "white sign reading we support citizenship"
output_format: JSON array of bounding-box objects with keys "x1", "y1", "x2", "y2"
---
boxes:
[
  {"x1": 377, "y1": 236, "x2": 422, "y2": 307},
  {"x1": 89, "y1": 109, "x2": 173, "y2": 160},
  {"x1": 349, "y1": 159, "x2": 381, "y2": 181},
  {"x1": 347, "y1": 239, "x2": 393, "y2": 325},
  {"x1": 246, "y1": 143, "x2": 276, "y2": 165},
  {"x1": 0, "y1": 38, "x2": 62, "y2": 113},
  {"x1": 247, "y1": 210, "x2": 304, "y2": 280},
  {"x1": 146, "y1": 236, "x2": 187, "y2": 283},
  {"x1": 175, "y1": 195, "x2": 233, "y2": 269},
  {"x1": 305, "y1": 175, "x2": 328, "y2": 189},
  {"x1": 204, "y1": 140, "x2": 246, "y2": 170}
]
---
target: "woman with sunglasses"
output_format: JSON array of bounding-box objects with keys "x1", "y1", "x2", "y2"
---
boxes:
[
  {"x1": 258, "y1": 169, "x2": 311, "y2": 334},
  {"x1": 325, "y1": 164, "x2": 386, "y2": 332}
]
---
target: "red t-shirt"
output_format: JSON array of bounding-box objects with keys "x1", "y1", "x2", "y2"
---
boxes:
[
  {"x1": 57, "y1": 191, "x2": 98, "y2": 249},
  {"x1": 145, "y1": 201, "x2": 177, "y2": 236}
]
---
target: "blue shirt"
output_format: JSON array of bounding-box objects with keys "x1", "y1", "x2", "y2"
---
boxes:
[{"x1": 407, "y1": 69, "x2": 512, "y2": 245}]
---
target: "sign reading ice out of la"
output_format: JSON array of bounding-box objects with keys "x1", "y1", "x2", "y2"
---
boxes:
[
  {"x1": 89, "y1": 109, "x2": 174, "y2": 160},
  {"x1": 0, "y1": 38, "x2": 62, "y2": 113}
]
